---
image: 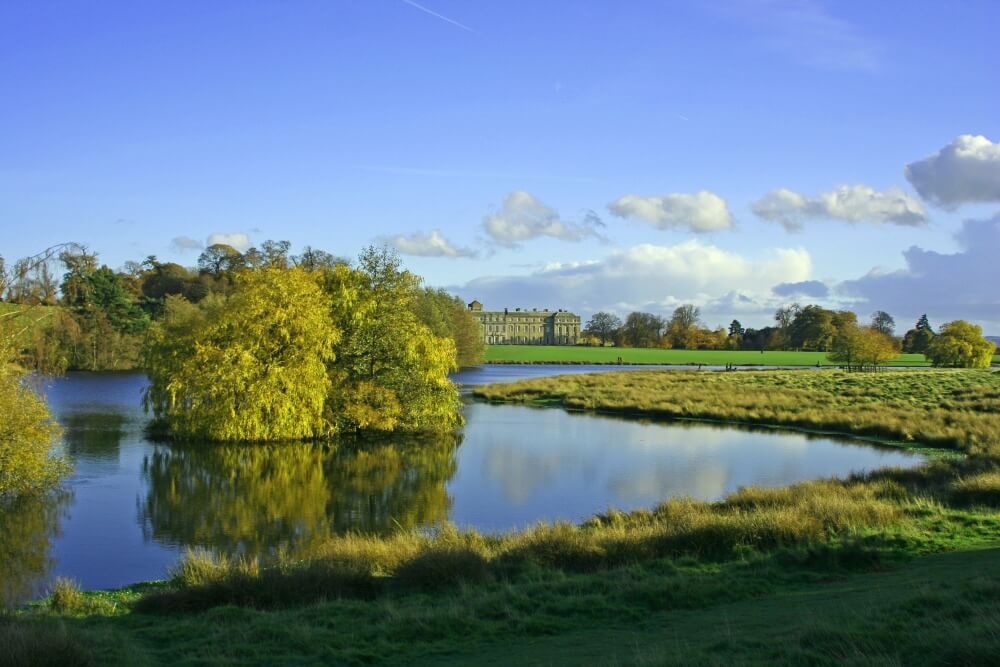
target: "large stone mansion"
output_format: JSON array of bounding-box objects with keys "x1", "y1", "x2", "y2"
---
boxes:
[{"x1": 467, "y1": 301, "x2": 581, "y2": 345}]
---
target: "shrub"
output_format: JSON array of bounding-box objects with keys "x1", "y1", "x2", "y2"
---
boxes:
[{"x1": 48, "y1": 578, "x2": 85, "y2": 614}]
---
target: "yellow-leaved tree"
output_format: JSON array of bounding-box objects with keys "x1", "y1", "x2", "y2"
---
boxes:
[
  {"x1": 0, "y1": 323, "x2": 66, "y2": 500},
  {"x1": 145, "y1": 268, "x2": 340, "y2": 441},
  {"x1": 322, "y1": 247, "x2": 462, "y2": 433},
  {"x1": 144, "y1": 249, "x2": 462, "y2": 442},
  {"x1": 925, "y1": 320, "x2": 996, "y2": 368}
]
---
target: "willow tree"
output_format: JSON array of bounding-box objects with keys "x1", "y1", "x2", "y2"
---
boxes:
[
  {"x1": 321, "y1": 247, "x2": 461, "y2": 433},
  {"x1": 925, "y1": 320, "x2": 996, "y2": 368},
  {"x1": 0, "y1": 329, "x2": 66, "y2": 500},
  {"x1": 145, "y1": 268, "x2": 339, "y2": 441}
]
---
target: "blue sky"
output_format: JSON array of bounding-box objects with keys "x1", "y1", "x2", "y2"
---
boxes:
[{"x1": 2, "y1": 0, "x2": 999, "y2": 331}]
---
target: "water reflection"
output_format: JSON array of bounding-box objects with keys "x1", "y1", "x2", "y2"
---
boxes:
[
  {"x1": 450, "y1": 403, "x2": 924, "y2": 532},
  {"x1": 23, "y1": 371, "x2": 927, "y2": 592},
  {"x1": 0, "y1": 490, "x2": 71, "y2": 609},
  {"x1": 61, "y1": 412, "x2": 128, "y2": 463},
  {"x1": 139, "y1": 433, "x2": 460, "y2": 559}
]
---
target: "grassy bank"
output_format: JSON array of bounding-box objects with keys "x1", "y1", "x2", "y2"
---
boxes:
[
  {"x1": 5, "y1": 454, "x2": 1000, "y2": 665},
  {"x1": 484, "y1": 344, "x2": 1000, "y2": 366},
  {"x1": 7, "y1": 369, "x2": 1000, "y2": 664},
  {"x1": 474, "y1": 368, "x2": 1000, "y2": 456}
]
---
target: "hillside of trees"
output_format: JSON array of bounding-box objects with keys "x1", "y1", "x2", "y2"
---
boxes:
[
  {"x1": 0, "y1": 242, "x2": 484, "y2": 374},
  {"x1": 583, "y1": 304, "x2": 995, "y2": 369}
]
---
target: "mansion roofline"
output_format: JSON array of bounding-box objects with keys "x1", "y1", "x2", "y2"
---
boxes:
[{"x1": 467, "y1": 300, "x2": 580, "y2": 345}]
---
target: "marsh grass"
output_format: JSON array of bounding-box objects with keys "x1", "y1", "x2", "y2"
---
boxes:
[
  {"x1": 474, "y1": 369, "x2": 1000, "y2": 454},
  {"x1": 949, "y1": 471, "x2": 1000, "y2": 507},
  {"x1": 48, "y1": 578, "x2": 85, "y2": 614},
  {"x1": 133, "y1": 457, "x2": 994, "y2": 612}
]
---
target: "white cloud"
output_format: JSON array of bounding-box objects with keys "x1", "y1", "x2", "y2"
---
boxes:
[
  {"x1": 837, "y1": 215, "x2": 1000, "y2": 333},
  {"x1": 483, "y1": 191, "x2": 604, "y2": 246},
  {"x1": 904, "y1": 135, "x2": 1000, "y2": 208},
  {"x1": 752, "y1": 185, "x2": 927, "y2": 232},
  {"x1": 455, "y1": 241, "x2": 811, "y2": 323},
  {"x1": 171, "y1": 236, "x2": 203, "y2": 252},
  {"x1": 608, "y1": 191, "x2": 734, "y2": 233},
  {"x1": 206, "y1": 233, "x2": 251, "y2": 252},
  {"x1": 383, "y1": 229, "x2": 475, "y2": 258}
]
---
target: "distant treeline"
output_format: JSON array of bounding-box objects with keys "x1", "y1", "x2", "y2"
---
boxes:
[
  {"x1": 582, "y1": 305, "x2": 994, "y2": 369},
  {"x1": 0, "y1": 241, "x2": 484, "y2": 373}
]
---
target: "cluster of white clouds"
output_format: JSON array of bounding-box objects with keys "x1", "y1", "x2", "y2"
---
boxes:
[
  {"x1": 456, "y1": 240, "x2": 811, "y2": 322},
  {"x1": 751, "y1": 185, "x2": 927, "y2": 232},
  {"x1": 904, "y1": 134, "x2": 1000, "y2": 208},
  {"x1": 380, "y1": 229, "x2": 475, "y2": 258},
  {"x1": 444, "y1": 134, "x2": 1000, "y2": 331},
  {"x1": 482, "y1": 190, "x2": 605, "y2": 247},
  {"x1": 166, "y1": 135, "x2": 1000, "y2": 331},
  {"x1": 608, "y1": 191, "x2": 734, "y2": 232}
]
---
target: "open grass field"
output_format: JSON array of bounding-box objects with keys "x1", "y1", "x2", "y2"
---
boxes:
[
  {"x1": 484, "y1": 344, "x2": 1000, "y2": 366},
  {"x1": 5, "y1": 369, "x2": 1000, "y2": 665}
]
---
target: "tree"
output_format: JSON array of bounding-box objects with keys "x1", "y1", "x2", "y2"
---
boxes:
[
  {"x1": 293, "y1": 246, "x2": 343, "y2": 272},
  {"x1": 901, "y1": 314, "x2": 935, "y2": 353},
  {"x1": 58, "y1": 248, "x2": 99, "y2": 306},
  {"x1": 412, "y1": 287, "x2": 486, "y2": 367},
  {"x1": 788, "y1": 305, "x2": 836, "y2": 351},
  {"x1": 870, "y1": 310, "x2": 896, "y2": 337},
  {"x1": 0, "y1": 328, "x2": 67, "y2": 500},
  {"x1": 925, "y1": 320, "x2": 996, "y2": 368},
  {"x1": 263, "y1": 240, "x2": 291, "y2": 268},
  {"x1": 197, "y1": 243, "x2": 244, "y2": 277},
  {"x1": 728, "y1": 320, "x2": 744, "y2": 338},
  {"x1": 584, "y1": 312, "x2": 622, "y2": 346},
  {"x1": 664, "y1": 305, "x2": 701, "y2": 349},
  {"x1": 144, "y1": 269, "x2": 340, "y2": 441},
  {"x1": 621, "y1": 312, "x2": 664, "y2": 348},
  {"x1": 322, "y1": 246, "x2": 461, "y2": 433},
  {"x1": 829, "y1": 325, "x2": 897, "y2": 370},
  {"x1": 773, "y1": 303, "x2": 800, "y2": 349}
]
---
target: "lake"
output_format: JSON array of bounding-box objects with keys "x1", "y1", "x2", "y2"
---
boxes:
[{"x1": 0, "y1": 366, "x2": 925, "y2": 606}]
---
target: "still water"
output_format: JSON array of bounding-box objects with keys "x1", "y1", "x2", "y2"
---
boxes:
[{"x1": 1, "y1": 367, "x2": 924, "y2": 604}]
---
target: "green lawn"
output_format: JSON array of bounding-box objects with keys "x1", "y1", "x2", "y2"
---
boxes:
[{"x1": 484, "y1": 345, "x2": 950, "y2": 366}]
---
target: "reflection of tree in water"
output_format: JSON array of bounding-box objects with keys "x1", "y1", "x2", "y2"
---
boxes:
[
  {"x1": 60, "y1": 412, "x2": 128, "y2": 462},
  {"x1": 139, "y1": 432, "x2": 460, "y2": 560},
  {"x1": 0, "y1": 489, "x2": 71, "y2": 609}
]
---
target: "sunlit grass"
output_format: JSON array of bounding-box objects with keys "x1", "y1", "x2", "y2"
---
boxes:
[{"x1": 474, "y1": 368, "x2": 1000, "y2": 455}]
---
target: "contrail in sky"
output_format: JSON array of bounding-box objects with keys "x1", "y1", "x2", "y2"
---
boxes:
[{"x1": 401, "y1": 0, "x2": 476, "y2": 33}]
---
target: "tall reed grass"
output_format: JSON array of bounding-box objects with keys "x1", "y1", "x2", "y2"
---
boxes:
[
  {"x1": 136, "y1": 456, "x2": 998, "y2": 611},
  {"x1": 474, "y1": 369, "x2": 1000, "y2": 454}
]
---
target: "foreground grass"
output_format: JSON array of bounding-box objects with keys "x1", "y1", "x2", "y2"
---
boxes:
[
  {"x1": 8, "y1": 369, "x2": 1000, "y2": 664},
  {"x1": 475, "y1": 368, "x2": 1000, "y2": 456},
  {"x1": 7, "y1": 454, "x2": 1000, "y2": 665}
]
